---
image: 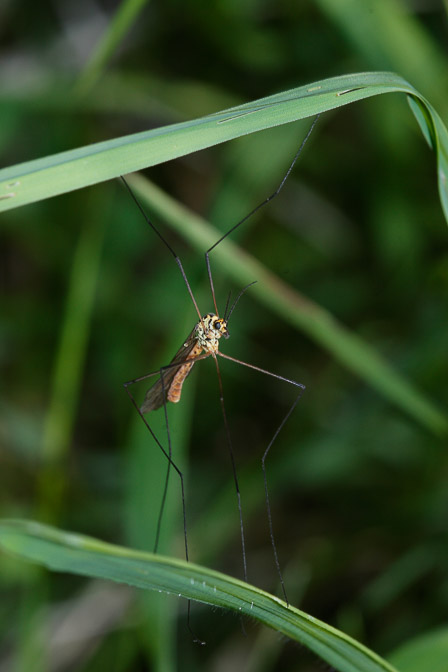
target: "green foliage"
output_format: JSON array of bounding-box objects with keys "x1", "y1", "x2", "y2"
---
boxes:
[{"x1": 1, "y1": 2, "x2": 448, "y2": 671}]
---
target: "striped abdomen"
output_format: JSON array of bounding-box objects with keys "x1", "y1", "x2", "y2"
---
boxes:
[{"x1": 166, "y1": 341, "x2": 202, "y2": 403}]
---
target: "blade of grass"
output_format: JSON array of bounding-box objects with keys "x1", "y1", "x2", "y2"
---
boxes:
[
  {"x1": 37, "y1": 192, "x2": 107, "y2": 520},
  {"x1": 17, "y1": 193, "x2": 108, "y2": 672},
  {"x1": 124, "y1": 173, "x2": 448, "y2": 436},
  {"x1": 1, "y1": 72, "x2": 448, "y2": 228},
  {"x1": 0, "y1": 519, "x2": 399, "y2": 672},
  {"x1": 74, "y1": 0, "x2": 150, "y2": 96}
]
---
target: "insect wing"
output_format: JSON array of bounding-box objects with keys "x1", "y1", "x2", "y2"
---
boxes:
[{"x1": 140, "y1": 328, "x2": 198, "y2": 413}]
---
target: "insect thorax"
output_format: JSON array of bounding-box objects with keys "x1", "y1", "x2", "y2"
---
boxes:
[{"x1": 195, "y1": 313, "x2": 229, "y2": 353}]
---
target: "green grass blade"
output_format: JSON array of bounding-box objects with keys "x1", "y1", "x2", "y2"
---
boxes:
[
  {"x1": 39, "y1": 201, "x2": 107, "y2": 455},
  {"x1": 0, "y1": 520, "x2": 399, "y2": 672},
  {"x1": 75, "y1": 0, "x2": 150, "y2": 96},
  {"x1": 37, "y1": 194, "x2": 107, "y2": 519},
  {"x1": 124, "y1": 173, "x2": 447, "y2": 435},
  {"x1": 1, "y1": 71, "x2": 448, "y2": 228}
]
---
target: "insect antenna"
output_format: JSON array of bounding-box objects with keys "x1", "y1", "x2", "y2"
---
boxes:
[
  {"x1": 223, "y1": 290, "x2": 232, "y2": 322},
  {"x1": 225, "y1": 281, "x2": 257, "y2": 322},
  {"x1": 120, "y1": 176, "x2": 203, "y2": 323},
  {"x1": 205, "y1": 114, "x2": 320, "y2": 313}
]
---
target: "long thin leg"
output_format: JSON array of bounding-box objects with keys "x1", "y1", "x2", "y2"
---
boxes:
[
  {"x1": 157, "y1": 365, "x2": 205, "y2": 646},
  {"x1": 153, "y1": 368, "x2": 173, "y2": 556},
  {"x1": 261, "y1": 391, "x2": 304, "y2": 606},
  {"x1": 120, "y1": 177, "x2": 203, "y2": 323},
  {"x1": 217, "y1": 351, "x2": 306, "y2": 605},
  {"x1": 205, "y1": 115, "x2": 320, "y2": 316},
  {"x1": 124, "y1": 352, "x2": 215, "y2": 646},
  {"x1": 211, "y1": 354, "x2": 248, "y2": 583},
  {"x1": 124, "y1": 377, "x2": 205, "y2": 644},
  {"x1": 123, "y1": 352, "x2": 214, "y2": 551},
  {"x1": 123, "y1": 375, "x2": 189, "y2": 557}
]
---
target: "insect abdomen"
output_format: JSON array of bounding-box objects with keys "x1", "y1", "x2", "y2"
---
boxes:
[
  {"x1": 167, "y1": 340, "x2": 203, "y2": 403},
  {"x1": 167, "y1": 360, "x2": 196, "y2": 403}
]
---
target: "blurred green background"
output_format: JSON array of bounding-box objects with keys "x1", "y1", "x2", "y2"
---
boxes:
[{"x1": 1, "y1": 1, "x2": 448, "y2": 671}]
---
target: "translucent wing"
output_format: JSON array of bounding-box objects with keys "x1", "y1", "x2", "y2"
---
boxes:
[{"x1": 140, "y1": 328, "x2": 200, "y2": 413}]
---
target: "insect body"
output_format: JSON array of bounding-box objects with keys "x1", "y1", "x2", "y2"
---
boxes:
[{"x1": 141, "y1": 314, "x2": 229, "y2": 412}]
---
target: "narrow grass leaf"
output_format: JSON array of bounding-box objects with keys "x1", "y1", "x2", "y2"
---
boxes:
[
  {"x1": 0, "y1": 520, "x2": 399, "y2": 672},
  {"x1": 1, "y1": 72, "x2": 448, "y2": 230},
  {"x1": 75, "y1": 0, "x2": 150, "y2": 96}
]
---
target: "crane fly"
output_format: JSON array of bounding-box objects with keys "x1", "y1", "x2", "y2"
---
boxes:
[{"x1": 122, "y1": 115, "x2": 319, "y2": 643}]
